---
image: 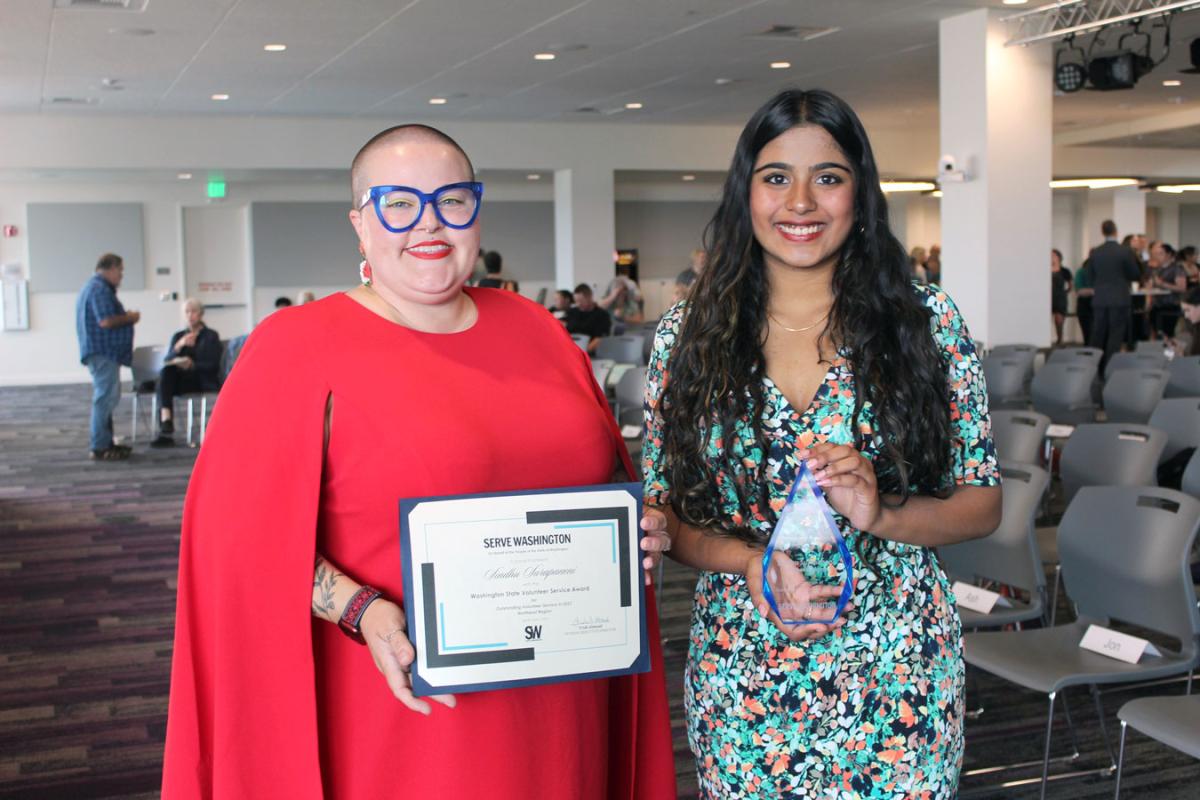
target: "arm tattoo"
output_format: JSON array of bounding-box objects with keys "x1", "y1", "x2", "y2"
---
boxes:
[{"x1": 312, "y1": 555, "x2": 344, "y2": 621}]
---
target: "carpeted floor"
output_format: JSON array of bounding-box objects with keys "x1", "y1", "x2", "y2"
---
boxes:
[{"x1": 1, "y1": 383, "x2": 1197, "y2": 799}]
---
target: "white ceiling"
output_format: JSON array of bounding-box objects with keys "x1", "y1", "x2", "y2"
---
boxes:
[{"x1": 2, "y1": 0, "x2": 1200, "y2": 146}]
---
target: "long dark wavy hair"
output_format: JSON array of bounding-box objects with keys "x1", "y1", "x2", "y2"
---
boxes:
[{"x1": 658, "y1": 89, "x2": 955, "y2": 558}]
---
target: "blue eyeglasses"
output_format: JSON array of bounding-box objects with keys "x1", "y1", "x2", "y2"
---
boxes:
[{"x1": 358, "y1": 182, "x2": 484, "y2": 233}]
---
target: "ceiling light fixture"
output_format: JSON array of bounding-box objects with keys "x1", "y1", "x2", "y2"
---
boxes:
[
  {"x1": 770, "y1": 61, "x2": 791, "y2": 69},
  {"x1": 527, "y1": 174, "x2": 541, "y2": 181},
  {"x1": 211, "y1": 93, "x2": 230, "y2": 101},
  {"x1": 534, "y1": 52, "x2": 556, "y2": 60},
  {"x1": 714, "y1": 78, "x2": 735, "y2": 85},
  {"x1": 428, "y1": 97, "x2": 447, "y2": 105},
  {"x1": 177, "y1": 173, "x2": 193, "y2": 180},
  {"x1": 1163, "y1": 79, "x2": 1182, "y2": 86},
  {"x1": 1156, "y1": 183, "x2": 1200, "y2": 193},
  {"x1": 264, "y1": 44, "x2": 287, "y2": 52},
  {"x1": 625, "y1": 102, "x2": 643, "y2": 109},
  {"x1": 682, "y1": 174, "x2": 696, "y2": 181},
  {"x1": 931, "y1": 190, "x2": 944, "y2": 198},
  {"x1": 880, "y1": 181, "x2": 937, "y2": 193},
  {"x1": 1003, "y1": 0, "x2": 1029, "y2": 5},
  {"x1": 1049, "y1": 178, "x2": 1138, "y2": 189}
]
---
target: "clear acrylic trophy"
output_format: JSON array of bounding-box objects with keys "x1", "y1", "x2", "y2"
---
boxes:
[{"x1": 760, "y1": 460, "x2": 854, "y2": 625}]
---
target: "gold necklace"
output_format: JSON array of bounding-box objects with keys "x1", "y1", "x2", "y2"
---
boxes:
[{"x1": 767, "y1": 310, "x2": 829, "y2": 333}]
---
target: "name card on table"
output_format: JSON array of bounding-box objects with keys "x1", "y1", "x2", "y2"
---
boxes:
[
  {"x1": 1079, "y1": 624, "x2": 1163, "y2": 664},
  {"x1": 951, "y1": 582, "x2": 1013, "y2": 614}
]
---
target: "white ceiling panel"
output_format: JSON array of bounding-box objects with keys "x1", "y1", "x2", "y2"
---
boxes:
[{"x1": 2, "y1": 0, "x2": 1198, "y2": 155}]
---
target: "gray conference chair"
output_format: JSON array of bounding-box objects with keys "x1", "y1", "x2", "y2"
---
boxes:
[
  {"x1": 1031, "y1": 361, "x2": 1097, "y2": 425},
  {"x1": 129, "y1": 344, "x2": 167, "y2": 443},
  {"x1": 1114, "y1": 694, "x2": 1200, "y2": 799},
  {"x1": 989, "y1": 343, "x2": 1038, "y2": 375},
  {"x1": 613, "y1": 366, "x2": 647, "y2": 429},
  {"x1": 178, "y1": 339, "x2": 231, "y2": 448},
  {"x1": 938, "y1": 462, "x2": 1050, "y2": 630},
  {"x1": 1101, "y1": 368, "x2": 1169, "y2": 425},
  {"x1": 1059, "y1": 424, "x2": 1167, "y2": 508},
  {"x1": 982, "y1": 356, "x2": 1030, "y2": 409},
  {"x1": 1148, "y1": 397, "x2": 1200, "y2": 464},
  {"x1": 1103, "y1": 351, "x2": 1168, "y2": 381},
  {"x1": 595, "y1": 333, "x2": 646, "y2": 365},
  {"x1": 989, "y1": 409, "x2": 1050, "y2": 464},
  {"x1": 1046, "y1": 346, "x2": 1104, "y2": 368},
  {"x1": 1165, "y1": 356, "x2": 1200, "y2": 398},
  {"x1": 591, "y1": 358, "x2": 615, "y2": 392},
  {"x1": 1135, "y1": 340, "x2": 1169, "y2": 355},
  {"x1": 570, "y1": 334, "x2": 590, "y2": 352},
  {"x1": 964, "y1": 486, "x2": 1200, "y2": 799}
]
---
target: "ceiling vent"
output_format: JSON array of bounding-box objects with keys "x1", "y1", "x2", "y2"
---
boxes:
[
  {"x1": 46, "y1": 96, "x2": 98, "y2": 105},
  {"x1": 748, "y1": 24, "x2": 840, "y2": 42},
  {"x1": 54, "y1": 0, "x2": 149, "y2": 10}
]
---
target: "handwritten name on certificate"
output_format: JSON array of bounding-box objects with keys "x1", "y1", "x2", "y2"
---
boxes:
[{"x1": 399, "y1": 483, "x2": 649, "y2": 696}]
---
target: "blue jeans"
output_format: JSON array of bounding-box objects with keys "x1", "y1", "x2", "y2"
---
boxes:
[{"x1": 85, "y1": 355, "x2": 122, "y2": 452}]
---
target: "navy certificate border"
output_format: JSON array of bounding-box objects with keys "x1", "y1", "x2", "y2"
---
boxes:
[{"x1": 399, "y1": 481, "x2": 649, "y2": 697}]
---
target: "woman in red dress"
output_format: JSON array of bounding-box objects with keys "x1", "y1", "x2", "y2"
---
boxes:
[{"x1": 162, "y1": 125, "x2": 677, "y2": 799}]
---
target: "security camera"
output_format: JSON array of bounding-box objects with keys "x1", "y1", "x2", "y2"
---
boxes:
[{"x1": 938, "y1": 154, "x2": 966, "y2": 183}]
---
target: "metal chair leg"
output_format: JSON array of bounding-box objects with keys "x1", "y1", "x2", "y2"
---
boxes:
[
  {"x1": 1090, "y1": 684, "x2": 1119, "y2": 771},
  {"x1": 200, "y1": 396, "x2": 208, "y2": 444},
  {"x1": 1059, "y1": 688, "x2": 1084, "y2": 760},
  {"x1": 131, "y1": 393, "x2": 139, "y2": 443},
  {"x1": 186, "y1": 398, "x2": 195, "y2": 447},
  {"x1": 1040, "y1": 692, "x2": 1057, "y2": 800},
  {"x1": 1114, "y1": 721, "x2": 1128, "y2": 799},
  {"x1": 1049, "y1": 564, "x2": 1062, "y2": 627}
]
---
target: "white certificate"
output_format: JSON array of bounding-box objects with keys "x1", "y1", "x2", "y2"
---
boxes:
[{"x1": 399, "y1": 482, "x2": 649, "y2": 696}]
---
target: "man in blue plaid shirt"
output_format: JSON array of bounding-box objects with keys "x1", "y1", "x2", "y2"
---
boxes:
[{"x1": 76, "y1": 253, "x2": 140, "y2": 460}]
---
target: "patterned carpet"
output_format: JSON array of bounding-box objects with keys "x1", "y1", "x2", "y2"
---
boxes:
[{"x1": 0, "y1": 383, "x2": 1197, "y2": 799}]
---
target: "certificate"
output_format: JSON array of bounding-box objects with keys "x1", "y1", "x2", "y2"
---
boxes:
[{"x1": 399, "y1": 482, "x2": 649, "y2": 696}]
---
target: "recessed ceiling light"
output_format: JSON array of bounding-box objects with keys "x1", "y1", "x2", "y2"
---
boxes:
[
  {"x1": 770, "y1": 61, "x2": 791, "y2": 69},
  {"x1": 931, "y1": 190, "x2": 943, "y2": 198},
  {"x1": 428, "y1": 97, "x2": 447, "y2": 105},
  {"x1": 211, "y1": 93, "x2": 230, "y2": 101},
  {"x1": 1002, "y1": 0, "x2": 1028, "y2": 5},
  {"x1": 1163, "y1": 79, "x2": 1182, "y2": 87},
  {"x1": 527, "y1": 174, "x2": 541, "y2": 181},
  {"x1": 534, "y1": 52, "x2": 556, "y2": 61},
  {"x1": 714, "y1": 78, "x2": 735, "y2": 85},
  {"x1": 625, "y1": 102, "x2": 643, "y2": 109},
  {"x1": 682, "y1": 174, "x2": 696, "y2": 181},
  {"x1": 264, "y1": 44, "x2": 287, "y2": 52},
  {"x1": 177, "y1": 172, "x2": 193, "y2": 180}
]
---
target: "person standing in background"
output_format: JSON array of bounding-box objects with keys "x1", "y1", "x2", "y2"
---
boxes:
[
  {"x1": 1148, "y1": 242, "x2": 1186, "y2": 340},
  {"x1": 1050, "y1": 249, "x2": 1072, "y2": 346},
  {"x1": 674, "y1": 248, "x2": 706, "y2": 303},
  {"x1": 1074, "y1": 255, "x2": 1094, "y2": 346},
  {"x1": 1087, "y1": 220, "x2": 1142, "y2": 370},
  {"x1": 75, "y1": 253, "x2": 139, "y2": 461},
  {"x1": 925, "y1": 244, "x2": 941, "y2": 284}
]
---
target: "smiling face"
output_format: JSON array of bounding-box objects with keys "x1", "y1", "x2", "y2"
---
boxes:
[
  {"x1": 348, "y1": 136, "x2": 480, "y2": 308},
  {"x1": 749, "y1": 125, "x2": 856, "y2": 279}
]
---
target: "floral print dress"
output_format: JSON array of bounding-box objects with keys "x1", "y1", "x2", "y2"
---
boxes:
[{"x1": 643, "y1": 285, "x2": 999, "y2": 799}]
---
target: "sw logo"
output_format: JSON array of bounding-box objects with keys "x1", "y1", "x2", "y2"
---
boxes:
[{"x1": 523, "y1": 625, "x2": 542, "y2": 641}]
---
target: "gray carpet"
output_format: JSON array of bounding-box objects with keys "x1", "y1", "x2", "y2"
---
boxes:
[{"x1": 1, "y1": 383, "x2": 1197, "y2": 798}]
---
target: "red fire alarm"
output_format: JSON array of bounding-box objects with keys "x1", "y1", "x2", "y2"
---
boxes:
[{"x1": 2, "y1": 225, "x2": 17, "y2": 238}]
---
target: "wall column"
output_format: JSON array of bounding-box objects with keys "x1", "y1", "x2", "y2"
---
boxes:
[
  {"x1": 939, "y1": 8, "x2": 1053, "y2": 348},
  {"x1": 554, "y1": 164, "x2": 615, "y2": 292}
]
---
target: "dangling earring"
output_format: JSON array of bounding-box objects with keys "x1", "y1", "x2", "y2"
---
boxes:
[{"x1": 359, "y1": 259, "x2": 372, "y2": 286}]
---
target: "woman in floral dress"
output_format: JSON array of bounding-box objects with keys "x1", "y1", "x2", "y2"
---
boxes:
[{"x1": 643, "y1": 89, "x2": 1002, "y2": 799}]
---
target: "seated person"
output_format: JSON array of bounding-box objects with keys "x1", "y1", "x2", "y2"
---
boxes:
[
  {"x1": 564, "y1": 283, "x2": 611, "y2": 354},
  {"x1": 598, "y1": 264, "x2": 643, "y2": 323},
  {"x1": 550, "y1": 289, "x2": 573, "y2": 321},
  {"x1": 274, "y1": 296, "x2": 292, "y2": 309},
  {"x1": 477, "y1": 250, "x2": 519, "y2": 292},
  {"x1": 152, "y1": 298, "x2": 222, "y2": 446}
]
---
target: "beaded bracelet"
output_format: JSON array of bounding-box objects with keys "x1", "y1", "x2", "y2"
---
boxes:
[{"x1": 338, "y1": 585, "x2": 383, "y2": 644}]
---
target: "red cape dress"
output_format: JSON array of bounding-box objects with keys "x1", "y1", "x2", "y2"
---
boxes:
[{"x1": 162, "y1": 288, "x2": 677, "y2": 799}]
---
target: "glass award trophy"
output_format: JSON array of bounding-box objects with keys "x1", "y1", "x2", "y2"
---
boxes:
[{"x1": 761, "y1": 460, "x2": 854, "y2": 625}]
